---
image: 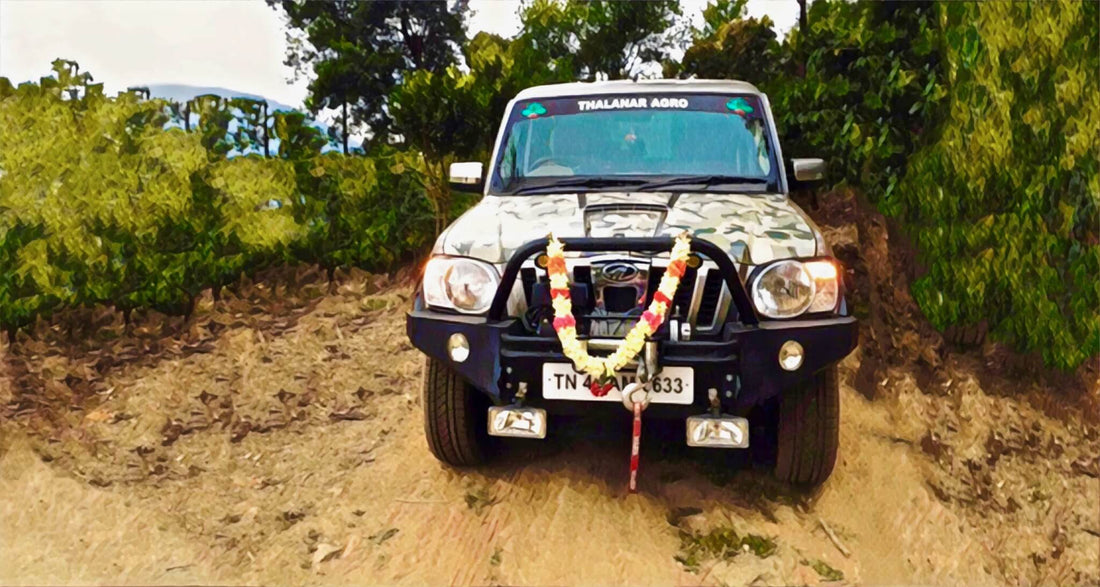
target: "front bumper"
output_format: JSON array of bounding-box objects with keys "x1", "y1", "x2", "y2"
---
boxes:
[
  {"x1": 406, "y1": 310, "x2": 857, "y2": 416},
  {"x1": 407, "y1": 236, "x2": 858, "y2": 416}
]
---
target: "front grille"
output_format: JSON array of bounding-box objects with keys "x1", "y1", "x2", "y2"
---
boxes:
[
  {"x1": 520, "y1": 267, "x2": 538, "y2": 305},
  {"x1": 520, "y1": 259, "x2": 730, "y2": 335},
  {"x1": 646, "y1": 266, "x2": 697, "y2": 318},
  {"x1": 695, "y1": 270, "x2": 725, "y2": 327}
]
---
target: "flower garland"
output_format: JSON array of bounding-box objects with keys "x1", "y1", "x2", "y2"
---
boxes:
[{"x1": 546, "y1": 232, "x2": 692, "y2": 397}]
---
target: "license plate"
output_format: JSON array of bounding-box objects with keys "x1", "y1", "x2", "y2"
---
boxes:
[{"x1": 542, "y1": 363, "x2": 694, "y2": 404}]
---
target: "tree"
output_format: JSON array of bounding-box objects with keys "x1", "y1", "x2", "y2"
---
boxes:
[
  {"x1": 697, "y1": 0, "x2": 749, "y2": 38},
  {"x1": 269, "y1": 0, "x2": 467, "y2": 147},
  {"x1": 390, "y1": 68, "x2": 486, "y2": 233},
  {"x1": 669, "y1": 0, "x2": 780, "y2": 84},
  {"x1": 518, "y1": 0, "x2": 684, "y2": 81}
]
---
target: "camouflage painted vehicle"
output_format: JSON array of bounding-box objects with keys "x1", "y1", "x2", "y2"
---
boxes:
[{"x1": 407, "y1": 80, "x2": 857, "y2": 487}]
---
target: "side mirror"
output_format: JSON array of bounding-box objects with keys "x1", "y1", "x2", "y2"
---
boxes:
[
  {"x1": 790, "y1": 158, "x2": 826, "y2": 182},
  {"x1": 449, "y1": 161, "x2": 484, "y2": 193}
]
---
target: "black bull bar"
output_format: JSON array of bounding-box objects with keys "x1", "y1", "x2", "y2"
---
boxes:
[{"x1": 406, "y1": 236, "x2": 858, "y2": 413}]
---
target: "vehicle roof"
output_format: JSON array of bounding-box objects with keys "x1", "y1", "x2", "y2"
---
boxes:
[{"x1": 513, "y1": 79, "x2": 763, "y2": 100}]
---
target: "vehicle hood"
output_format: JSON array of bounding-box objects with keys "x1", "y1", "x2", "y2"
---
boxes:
[{"x1": 436, "y1": 192, "x2": 821, "y2": 266}]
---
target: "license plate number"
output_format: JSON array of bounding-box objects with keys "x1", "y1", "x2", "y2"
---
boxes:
[{"x1": 541, "y1": 364, "x2": 694, "y2": 404}]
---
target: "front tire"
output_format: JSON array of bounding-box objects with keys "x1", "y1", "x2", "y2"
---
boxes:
[
  {"x1": 422, "y1": 356, "x2": 490, "y2": 466},
  {"x1": 774, "y1": 366, "x2": 839, "y2": 487}
]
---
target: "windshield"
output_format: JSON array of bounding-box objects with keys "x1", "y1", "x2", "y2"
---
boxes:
[{"x1": 489, "y1": 93, "x2": 778, "y2": 194}]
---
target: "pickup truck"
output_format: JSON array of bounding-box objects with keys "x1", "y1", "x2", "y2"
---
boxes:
[{"x1": 407, "y1": 79, "x2": 857, "y2": 488}]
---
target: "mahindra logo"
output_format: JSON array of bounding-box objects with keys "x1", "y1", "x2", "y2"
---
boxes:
[{"x1": 602, "y1": 262, "x2": 639, "y2": 283}]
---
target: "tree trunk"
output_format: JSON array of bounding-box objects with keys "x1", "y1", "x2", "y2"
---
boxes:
[
  {"x1": 398, "y1": 6, "x2": 424, "y2": 70},
  {"x1": 342, "y1": 100, "x2": 349, "y2": 155},
  {"x1": 262, "y1": 102, "x2": 270, "y2": 157},
  {"x1": 798, "y1": 0, "x2": 808, "y2": 33},
  {"x1": 326, "y1": 265, "x2": 337, "y2": 294},
  {"x1": 184, "y1": 294, "x2": 196, "y2": 322}
]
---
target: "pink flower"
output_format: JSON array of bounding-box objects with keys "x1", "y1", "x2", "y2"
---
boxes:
[{"x1": 553, "y1": 315, "x2": 576, "y2": 330}]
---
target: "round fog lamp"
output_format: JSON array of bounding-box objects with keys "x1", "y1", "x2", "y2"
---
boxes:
[
  {"x1": 448, "y1": 333, "x2": 470, "y2": 363},
  {"x1": 779, "y1": 340, "x2": 804, "y2": 371}
]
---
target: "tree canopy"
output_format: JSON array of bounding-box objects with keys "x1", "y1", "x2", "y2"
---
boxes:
[{"x1": 269, "y1": 0, "x2": 467, "y2": 148}]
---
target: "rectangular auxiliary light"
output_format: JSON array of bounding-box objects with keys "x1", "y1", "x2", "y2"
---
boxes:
[
  {"x1": 488, "y1": 406, "x2": 547, "y2": 439},
  {"x1": 686, "y1": 415, "x2": 750, "y2": 448}
]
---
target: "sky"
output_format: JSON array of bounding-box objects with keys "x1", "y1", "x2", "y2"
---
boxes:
[{"x1": 0, "y1": 0, "x2": 802, "y2": 111}]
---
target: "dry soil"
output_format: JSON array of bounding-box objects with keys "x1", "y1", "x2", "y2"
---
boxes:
[{"x1": 1, "y1": 266, "x2": 1096, "y2": 585}]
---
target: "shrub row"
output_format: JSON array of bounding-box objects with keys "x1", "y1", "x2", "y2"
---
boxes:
[
  {"x1": 0, "y1": 71, "x2": 435, "y2": 335},
  {"x1": 894, "y1": 1, "x2": 1099, "y2": 369}
]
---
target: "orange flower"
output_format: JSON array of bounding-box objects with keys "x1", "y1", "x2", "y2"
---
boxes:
[{"x1": 547, "y1": 256, "x2": 567, "y2": 274}]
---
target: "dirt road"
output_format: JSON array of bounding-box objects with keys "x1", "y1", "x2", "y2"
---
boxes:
[{"x1": 1, "y1": 271, "x2": 1096, "y2": 585}]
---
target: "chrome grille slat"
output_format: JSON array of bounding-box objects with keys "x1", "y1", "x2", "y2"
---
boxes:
[{"x1": 685, "y1": 266, "x2": 708, "y2": 328}]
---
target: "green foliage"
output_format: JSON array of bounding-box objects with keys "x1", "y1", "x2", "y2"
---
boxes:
[
  {"x1": 698, "y1": 0, "x2": 749, "y2": 38},
  {"x1": 896, "y1": 0, "x2": 1099, "y2": 369},
  {"x1": 390, "y1": 68, "x2": 487, "y2": 163},
  {"x1": 0, "y1": 64, "x2": 433, "y2": 331},
  {"x1": 389, "y1": 67, "x2": 487, "y2": 232},
  {"x1": 771, "y1": 0, "x2": 946, "y2": 200},
  {"x1": 518, "y1": 0, "x2": 684, "y2": 81},
  {"x1": 674, "y1": 1, "x2": 947, "y2": 199},
  {"x1": 269, "y1": 0, "x2": 468, "y2": 146},
  {"x1": 675, "y1": 527, "x2": 777, "y2": 572},
  {"x1": 676, "y1": 0, "x2": 1095, "y2": 368},
  {"x1": 666, "y1": 1, "x2": 779, "y2": 84},
  {"x1": 271, "y1": 110, "x2": 326, "y2": 160},
  {"x1": 809, "y1": 559, "x2": 845, "y2": 582},
  {"x1": 462, "y1": 31, "x2": 574, "y2": 151},
  {"x1": 294, "y1": 149, "x2": 432, "y2": 273}
]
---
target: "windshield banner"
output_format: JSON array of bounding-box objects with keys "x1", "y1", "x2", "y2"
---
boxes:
[{"x1": 513, "y1": 94, "x2": 763, "y2": 121}]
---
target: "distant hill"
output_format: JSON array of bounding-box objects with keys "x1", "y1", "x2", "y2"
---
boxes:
[
  {"x1": 144, "y1": 83, "x2": 299, "y2": 112},
  {"x1": 142, "y1": 83, "x2": 360, "y2": 153}
]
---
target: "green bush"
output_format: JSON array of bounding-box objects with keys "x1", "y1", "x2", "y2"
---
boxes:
[
  {"x1": 895, "y1": 1, "x2": 1099, "y2": 368},
  {"x1": 0, "y1": 64, "x2": 435, "y2": 333},
  {"x1": 297, "y1": 149, "x2": 433, "y2": 274},
  {"x1": 770, "y1": 0, "x2": 946, "y2": 202},
  {"x1": 676, "y1": 0, "x2": 1096, "y2": 369}
]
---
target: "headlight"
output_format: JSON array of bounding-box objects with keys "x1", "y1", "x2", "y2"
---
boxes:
[
  {"x1": 751, "y1": 260, "x2": 815, "y2": 318},
  {"x1": 750, "y1": 259, "x2": 840, "y2": 319},
  {"x1": 805, "y1": 260, "x2": 839, "y2": 313},
  {"x1": 423, "y1": 256, "x2": 499, "y2": 314}
]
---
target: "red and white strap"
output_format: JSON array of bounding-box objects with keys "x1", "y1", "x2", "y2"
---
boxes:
[{"x1": 629, "y1": 400, "x2": 642, "y2": 493}]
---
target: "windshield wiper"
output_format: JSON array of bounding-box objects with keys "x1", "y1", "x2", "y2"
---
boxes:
[
  {"x1": 507, "y1": 177, "x2": 650, "y2": 195},
  {"x1": 637, "y1": 175, "x2": 769, "y2": 192}
]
